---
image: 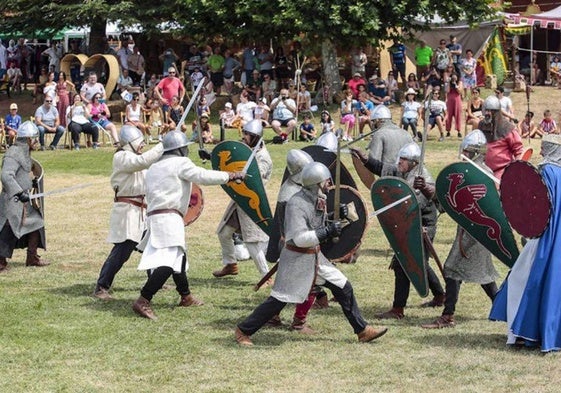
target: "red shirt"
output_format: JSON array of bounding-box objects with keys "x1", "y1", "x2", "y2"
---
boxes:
[
  {"x1": 485, "y1": 130, "x2": 524, "y2": 180},
  {"x1": 156, "y1": 77, "x2": 184, "y2": 104}
]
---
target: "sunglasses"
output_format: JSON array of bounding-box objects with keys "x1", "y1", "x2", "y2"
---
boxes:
[
  {"x1": 169, "y1": 71, "x2": 176, "y2": 74},
  {"x1": 45, "y1": 100, "x2": 53, "y2": 103},
  {"x1": 134, "y1": 98, "x2": 140, "y2": 101}
]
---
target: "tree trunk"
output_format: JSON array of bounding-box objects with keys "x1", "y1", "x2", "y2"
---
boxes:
[
  {"x1": 321, "y1": 38, "x2": 342, "y2": 105},
  {"x1": 89, "y1": 18, "x2": 108, "y2": 55}
]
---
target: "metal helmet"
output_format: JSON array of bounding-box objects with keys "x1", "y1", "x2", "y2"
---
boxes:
[
  {"x1": 163, "y1": 131, "x2": 191, "y2": 152},
  {"x1": 119, "y1": 125, "x2": 143, "y2": 146},
  {"x1": 301, "y1": 162, "x2": 332, "y2": 187},
  {"x1": 243, "y1": 119, "x2": 263, "y2": 137},
  {"x1": 286, "y1": 149, "x2": 313, "y2": 184},
  {"x1": 460, "y1": 129, "x2": 487, "y2": 156},
  {"x1": 17, "y1": 121, "x2": 39, "y2": 138},
  {"x1": 484, "y1": 95, "x2": 501, "y2": 111},
  {"x1": 370, "y1": 105, "x2": 392, "y2": 121},
  {"x1": 397, "y1": 142, "x2": 421, "y2": 164},
  {"x1": 315, "y1": 131, "x2": 338, "y2": 151}
]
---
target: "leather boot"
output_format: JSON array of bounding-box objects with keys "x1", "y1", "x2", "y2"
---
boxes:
[
  {"x1": 178, "y1": 294, "x2": 204, "y2": 307},
  {"x1": 290, "y1": 317, "x2": 315, "y2": 334},
  {"x1": 265, "y1": 314, "x2": 283, "y2": 328},
  {"x1": 376, "y1": 307, "x2": 404, "y2": 319},
  {"x1": 235, "y1": 327, "x2": 253, "y2": 346},
  {"x1": 25, "y1": 231, "x2": 49, "y2": 267},
  {"x1": 420, "y1": 293, "x2": 446, "y2": 308},
  {"x1": 421, "y1": 314, "x2": 456, "y2": 329},
  {"x1": 358, "y1": 325, "x2": 388, "y2": 343},
  {"x1": 132, "y1": 296, "x2": 157, "y2": 320},
  {"x1": 312, "y1": 295, "x2": 329, "y2": 309},
  {"x1": 0, "y1": 257, "x2": 8, "y2": 273},
  {"x1": 212, "y1": 263, "x2": 239, "y2": 278}
]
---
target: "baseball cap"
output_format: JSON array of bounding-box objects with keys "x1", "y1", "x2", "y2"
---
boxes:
[
  {"x1": 10, "y1": 103, "x2": 18, "y2": 110},
  {"x1": 225, "y1": 102, "x2": 232, "y2": 108},
  {"x1": 353, "y1": 72, "x2": 361, "y2": 77}
]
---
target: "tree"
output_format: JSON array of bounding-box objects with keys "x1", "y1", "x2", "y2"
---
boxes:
[{"x1": 2, "y1": 0, "x2": 499, "y2": 95}]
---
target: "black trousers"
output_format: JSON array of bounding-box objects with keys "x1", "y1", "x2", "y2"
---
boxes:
[
  {"x1": 140, "y1": 259, "x2": 190, "y2": 301},
  {"x1": 96, "y1": 240, "x2": 138, "y2": 291},
  {"x1": 0, "y1": 222, "x2": 44, "y2": 259},
  {"x1": 238, "y1": 281, "x2": 368, "y2": 336},
  {"x1": 69, "y1": 121, "x2": 99, "y2": 144},
  {"x1": 442, "y1": 278, "x2": 498, "y2": 315}
]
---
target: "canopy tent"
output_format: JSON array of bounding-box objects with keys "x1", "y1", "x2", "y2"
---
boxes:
[{"x1": 505, "y1": 5, "x2": 561, "y2": 28}]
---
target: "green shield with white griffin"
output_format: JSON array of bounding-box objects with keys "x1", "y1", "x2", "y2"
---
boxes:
[
  {"x1": 211, "y1": 140, "x2": 273, "y2": 236},
  {"x1": 371, "y1": 177, "x2": 428, "y2": 297},
  {"x1": 436, "y1": 162, "x2": 519, "y2": 267}
]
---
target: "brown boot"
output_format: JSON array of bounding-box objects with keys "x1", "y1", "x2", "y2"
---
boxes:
[
  {"x1": 312, "y1": 295, "x2": 329, "y2": 309},
  {"x1": 132, "y1": 296, "x2": 157, "y2": 320},
  {"x1": 212, "y1": 263, "x2": 239, "y2": 278},
  {"x1": 290, "y1": 317, "x2": 315, "y2": 334},
  {"x1": 178, "y1": 294, "x2": 204, "y2": 307},
  {"x1": 420, "y1": 294, "x2": 446, "y2": 308},
  {"x1": 0, "y1": 257, "x2": 8, "y2": 273},
  {"x1": 93, "y1": 287, "x2": 113, "y2": 300},
  {"x1": 235, "y1": 327, "x2": 253, "y2": 346},
  {"x1": 421, "y1": 314, "x2": 455, "y2": 329},
  {"x1": 265, "y1": 314, "x2": 283, "y2": 328},
  {"x1": 26, "y1": 231, "x2": 49, "y2": 267},
  {"x1": 376, "y1": 307, "x2": 404, "y2": 319},
  {"x1": 358, "y1": 325, "x2": 388, "y2": 343}
]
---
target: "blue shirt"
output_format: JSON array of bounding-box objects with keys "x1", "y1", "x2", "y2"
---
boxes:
[
  {"x1": 5, "y1": 114, "x2": 22, "y2": 131},
  {"x1": 354, "y1": 100, "x2": 375, "y2": 115},
  {"x1": 390, "y1": 43, "x2": 406, "y2": 65}
]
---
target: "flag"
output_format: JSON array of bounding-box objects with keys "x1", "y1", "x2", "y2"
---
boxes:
[{"x1": 479, "y1": 27, "x2": 508, "y2": 85}]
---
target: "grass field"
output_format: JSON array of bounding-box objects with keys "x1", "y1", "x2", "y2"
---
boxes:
[{"x1": 1, "y1": 86, "x2": 560, "y2": 392}]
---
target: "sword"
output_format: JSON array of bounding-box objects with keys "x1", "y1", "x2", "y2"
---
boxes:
[
  {"x1": 460, "y1": 154, "x2": 500, "y2": 185},
  {"x1": 175, "y1": 76, "x2": 206, "y2": 134},
  {"x1": 369, "y1": 195, "x2": 411, "y2": 218},
  {"x1": 235, "y1": 137, "x2": 262, "y2": 182},
  {"x1": 254, "y1": 262, "x2": 278, "y2": 291},
  {"x1": 332, "y1": 137, "x2": 342, "y2": 243},
  {"x1": 16, "y1": 182, "x2": 94, "y2": 201}
]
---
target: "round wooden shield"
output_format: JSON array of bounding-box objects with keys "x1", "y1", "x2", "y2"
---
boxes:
[
  {"x1": 322, "y1": 185, "x2": 368, "y2": 263},
  {"x1": 184, "y1": 183, "x2": 204, "y2": 226},
  {"x1": 500, "y1": 160, "x2": 551, "y2": 238}
]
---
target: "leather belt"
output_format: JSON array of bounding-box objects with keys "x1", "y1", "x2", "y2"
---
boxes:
[
  {"x1": 147, "y1": 208, "x2": 183, "y2": 218},
  {"x1": 285, "y1": 244, "x2": 320, "y2": 254},
  {"x1": 115, "y1": 195, "x2": 146, "y2": 209}
]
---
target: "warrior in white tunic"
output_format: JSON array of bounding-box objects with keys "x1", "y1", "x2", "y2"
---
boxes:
[
  {"x1": 93, "y1": 125, "x2": 163, "y2": 300},
  {"x1": 234, "y1": 162, "x2": 388, "y2": 346},
  {"x1": 422, "y1": 130, "x2": 499, "y2": 329},
  {"x1": 212, "y1": 119, "x2": 273, "y2": 279},
  {"x1": 0, "y1": 121, "x2": 49, "y2": 271},
  {"x1": 132, "y1": 131, "x2": 244, "y2": 320}
]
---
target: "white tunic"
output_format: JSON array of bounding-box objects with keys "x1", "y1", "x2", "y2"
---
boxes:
[
  {"x1": 138, "y1": 155, "x2": 230, "y2": 272},
  {"x1": 106, "y1": 144, "x2": 164, "y2": 244}
]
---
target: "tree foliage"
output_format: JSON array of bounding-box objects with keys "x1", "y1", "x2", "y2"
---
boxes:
[{"x1": 2, "y1": 0, "x2": 500, "y2": 48}]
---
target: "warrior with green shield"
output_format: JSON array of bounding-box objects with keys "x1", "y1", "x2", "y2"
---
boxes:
[
  {"x1": 422, "y1": 130, "x2": 499, "y2": 329},
  {"x1": 212, "y1": 120, "x2": 273, "y2": 280},
  {"x1": 351, "y1": 142, "x2": 445, "y2": 319}
]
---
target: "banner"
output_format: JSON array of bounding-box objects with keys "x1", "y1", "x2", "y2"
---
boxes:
[{"x1": 479, "y1": 27, "x2": 508, "y2": 85}]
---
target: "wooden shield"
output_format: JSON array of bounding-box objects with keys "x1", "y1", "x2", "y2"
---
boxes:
[
  {"x1": 211, "y1": 140, "x2": 273, "y2": 235},
  {"x1": 371, "y1": 177, "x2": 428, "y2": 297},
  {"x1": 436, "y1": 162, "x2": 519, "y2": 267},
  {"x1": 521, "y1": 147, "x2": 533, "y2": 162},
  {"x1": 322, "y1": 185, "x2": 368, "y2": 263},
  {"x1": 500, "y1": 160, "x2": 551, "y2": 238},
  {"x1": 30, "y1": 158, "x2": 44, "y2": 218},
  {"x1": 352, "y1": 154, "x2": 376, "y2": 189},
  {"x1": 184, "y1": 183, "x2": 204, "y2": 226}
]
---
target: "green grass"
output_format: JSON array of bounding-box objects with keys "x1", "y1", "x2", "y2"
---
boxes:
[{"x1": 1, "y1": 107, "x2": 561, "y2": 393}]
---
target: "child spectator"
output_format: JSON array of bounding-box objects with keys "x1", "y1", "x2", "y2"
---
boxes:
[
  {"x1": 4, "y1": 103, "x2": 21, "y2": 145},
  {"x1": 518, "y1": 111, "x2": 537, "y2": 139},
  {"x1": 166, "y1": 95, "x2": 186, "y2": 132},
  {"x1": 340, "y1": 89, "x2": 356, "y2": 139},
  {"x1": 538, "y1": 109, "x2": 558, "y2": 136},
  {"x1": 190, "y1": 66, "x2": 204, "y2": 89},
  {"x1": 192, "y1": 112, "x2": 215, "y2": 143},
  {"x1": 320, "y1": 110, "x2": 335, "y2": 135},
  {"x1": 299, "y1": 114, "x2": 316, "y2": 142},
  {"x1": 220, "y1": 102, "x2": 239, "y2": 128},
  {"x1": 146, "y1": 98, "x2": 168, "y2": 141},
  {"x1": 253, "y1": 98, "x2": 271, "y2": 127}
]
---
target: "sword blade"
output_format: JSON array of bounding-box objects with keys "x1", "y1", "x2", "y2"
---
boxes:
[
  {"x1": 29, "y1": 182, "x2": 94, "y2": 200},
  {"x1": 369, "y1": 195, "x2": 412, "y2": 218},
  {"x1": 460, "y1": 154, "x2": 500, "y2": 185}
]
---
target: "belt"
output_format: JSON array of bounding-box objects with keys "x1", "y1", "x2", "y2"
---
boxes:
[
  {"x1": 285, "y1": 244, "x2": 320, "y2": 254},
  {"x1": 114, "y1": 196, "x2": 146, "y2": 209},
  {"x1": 147, "y1": 209, "x2": 183, "y2": 218}
]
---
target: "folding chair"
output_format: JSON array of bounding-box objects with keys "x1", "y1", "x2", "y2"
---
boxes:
[{"x1": 90, "y1": 119, "x2": 115, "y2": 146}]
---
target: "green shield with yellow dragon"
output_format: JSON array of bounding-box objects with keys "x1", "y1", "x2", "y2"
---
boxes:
[{"x1": 211, "y1": 140, "x2": 273, "y2": 236}]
